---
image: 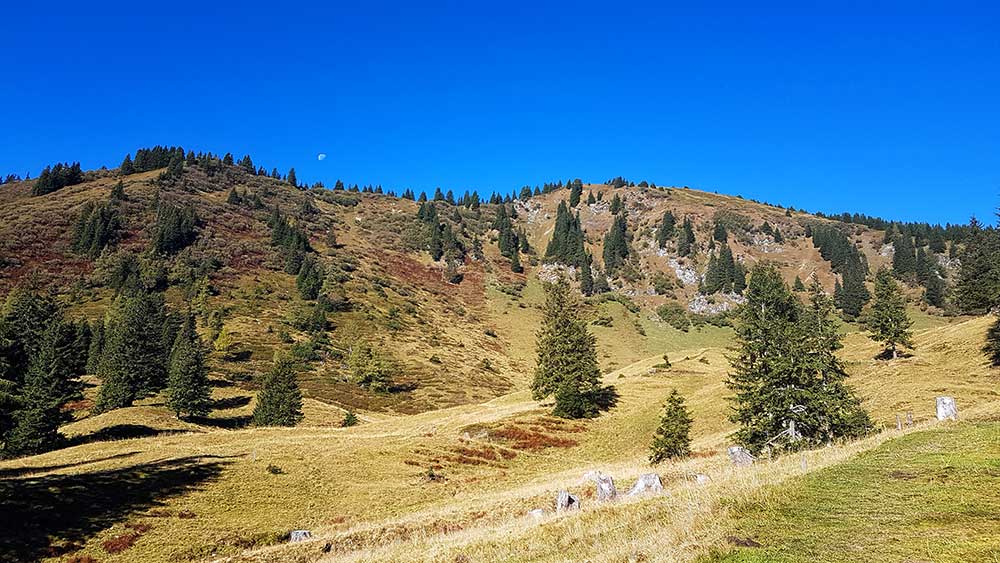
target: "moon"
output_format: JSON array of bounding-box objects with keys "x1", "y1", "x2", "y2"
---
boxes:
[{"x1": 317, "y1": 153, "x2": 327, "y2": 161}]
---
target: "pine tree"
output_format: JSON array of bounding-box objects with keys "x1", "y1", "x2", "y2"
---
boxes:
[
  {"x1": 341, "y1": 411, "x2": 359, "y2": 427},
  {"x1": 252, "y1": 356, "x2": 303, "y2": 426},
  {"x1": 609, "y1": 194, "x2": 623, "y2": 214},
  {"x1": 296, "y1": 255, "x2": 325, "y2": 300},
  {"x1": 569, "y1": 182, "x2": 582, "y2": 208},
  {"x1": 287, "y1": 168, "x2": 298, "y2": 188},
  {"x1": 892, "y1": 234, "x2": 917, "y2": 279},
  {"x1": 120, "y1": 154, "x2": 134, "y2": 175},
  {"x1": 793, "y1": 275, "x2": 806, "y2": 292},
  {"x1": 864, "y1": 268, "x2": 914, "y2": 359},
  {"x1": 924, "y1": 273, "x2": 947, "y2": 308},
  {"x1": 677, "y1": 217, "x2": 695, "y2": 257},
  {"x1": 586, "y1": 191, "x2": 596, "y2": 205},
  {"x1": 648, "y1": 389, "x2": 692, "y2": 464},
  {"x1": 655, "y1": 211, "x2": 676, "y2": 248},
  {"x1": 602, "y1": 213, "x2": 630, "y2": 275},
  {"x1": 579, "y1": 255, "x2": 594, "y2": 296},
  {"x1": 510, "y1": 248, "x2": 523, "y2": 273},
  {"x1": 166, "y1": 315, "x2": 212, "y2": 419},
  {"x1": 531, "y1": 279, "x2": 609, "y2": 418},
  {"x1": 954, "y1": 218, "x2": 1000, "y2": 313},
  {"x1": 94, "y1": 289, "x2": 168, "y2": 412},
  {"x1": 727, "y1": 266, "x2": 870, "y2": 454},
  {"x1": 713, "y1": 222, "x2": 728, "y2": 243}
]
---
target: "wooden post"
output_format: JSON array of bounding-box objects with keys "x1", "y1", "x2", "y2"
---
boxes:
[
  {"x1": 906, "y1": 412, "x2": 913, "y2": 426},
  {"x1": 896, "y1": 414, "x2": 902, "y2": 430}
]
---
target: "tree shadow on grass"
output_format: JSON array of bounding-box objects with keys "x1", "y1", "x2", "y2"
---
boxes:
[
  {"x1": 212, "y1": 395, "x2": 252, "y2": 410},
  {"x1": 66, "y1": 424, "x2": 192, "y2": 447},
  {"x1": 0, "y1": 454, "x2": 235, "y2": 562},
  {"x1": 0, "y1": 451, "x2": 140, "y2": 479},
  {"x1": 190, "y1": 414, "x2": 252, "y2": 429}
]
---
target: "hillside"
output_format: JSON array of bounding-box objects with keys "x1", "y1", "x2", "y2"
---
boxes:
[{"x1": 0, "y1": 155, "x2": 992, "y2": 562}]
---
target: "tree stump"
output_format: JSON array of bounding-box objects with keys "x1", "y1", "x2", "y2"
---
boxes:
[
  {"x1": 728, "y1": 445, "x2": 755, "y2": 466},
  {"x1": 289, "y1": 530, "x2": 312, "y2": 543}
]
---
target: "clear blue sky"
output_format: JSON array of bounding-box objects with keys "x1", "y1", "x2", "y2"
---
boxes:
[{"x1": 1, "y1": 1, "x2": 997, "y2": 225}]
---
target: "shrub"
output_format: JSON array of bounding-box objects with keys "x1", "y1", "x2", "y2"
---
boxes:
[{"x1": 656, "y1": 302, "x2": 690, "y2": 332}]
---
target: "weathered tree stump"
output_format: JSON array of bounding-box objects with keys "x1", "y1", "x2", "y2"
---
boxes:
[
  {"x1": 694, "y1": 473, "x2": 711, "y2": 486},
  {"x1": 936, "y1": 396, "x2": 958, "y2": 421},
  {"x1": 556, "y1": 490, "x2": 580, "y2": 512},
  {"x1": 527, "y1": 508, "x2": 546, "y2": 519},
  {"x1": 592, "y1": 472, "x2": 617, "y2": 501},
  {"x1": 289, "y1": 530, "x2": 312, "y2": 543},
  {"x1": 627, "y1": 473, "x2": 664, "y2": 496},
  {"x1": 727, "y1": 446, "x2": 755, "y2": 466}
]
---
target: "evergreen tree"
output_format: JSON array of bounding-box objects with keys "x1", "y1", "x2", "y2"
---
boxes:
[
  {"x1": 510, "y1": 248, "x2": 523, "y2": 273},
  {"x1": 287, "y1": 168, "x2": 297, "y2": 188},
  {"x1": 602, "y1": 213, "x2": 630, "y2": 275},
  {"x1": 568, "y1": 182, "x2": 582, "y2": 208},
  {"x1": 677, "y1": 217, "x2": 695, "y2": 257},
  {"x1": 864, "y1": 268, "x2": 914, "y2": 359},
  {"x1": 94, "y1": 289, "x2": 168, "y2": 411},
  {"x1": 252, "y1": 356, "x2": 303, "y2": 426},
  {"x1": 296, "y1": 255, "x2": 325, "y2": 300},
  {"x1": 655, "y1": 211, "x2": 676, "y2": 248},
  {"x1": 727, "y1": 266, "x2": 870, "y2": 454},
  {"x1": 348, "y1": 341, "x2": 395, "y2": 392},
  {"x1": 166, "y1": 315, "x2": 212, "y2": 419},
  {"x1": 341, "y1": 411, "x2": 359, "y2": 427},
  {"x1": 713, "y1": 222, "x2": 728, "y2": 243},
  {"x1": 531, "y1": 279, "x2": 609, "y2": 418},
  {"x1": 586, "y1": 191, "x2": 596, "y2": 205},
  {"x1": 120, "y1": 154, "x2": 134, "y2": 175},
  {"x1": 836, "y1": 259, "x2": 870, "y2": 319},
  {"x1": 648, "y1": 389, "x2": 692, "y2": 463},
  {"x1": 954, "y1": 219, "x2": 1000, "y2": 313},
  {"x1": 609, "y1": 194, "x2": 623, "y2": 214},
  {"x1": 579, "y1": 255, "x2": 594, "y2": 296},
  {"x1": 892, "y1": 234, "x2": 917, "y2": 279},
  {"x1": 924, "y1": 273, "x2": 947, "y2": 308},
  {"x1": 544, "y1": 201, "x2": 587, "y2": 267},
  {"x1": 793, "y1": 275, "x2": 806, "y2": 292}
]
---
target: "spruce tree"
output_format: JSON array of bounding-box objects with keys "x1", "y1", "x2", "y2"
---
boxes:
[
  {"x1": 655, "y1": 211, "x2": 676, "y2": 248},
  {"x1": 586, "y1": 191, "x2": 596, "y2": 205},
  {"x1": 602, "y1": 213, "x2": 630, "y2": 275},
  {"x1": 864, "y1": 268, "x2": 914, "y2": 359},
  {"x1": 677, "y1": 217, "x2": 695, "y2": 257},
  {"x1": 252, "y1": 356, "x2": 303, "y2": 426},
  {"x1": 648, "y1": 389, "x2": 692, "y2": 464},
  {"x1": 924, "y1": 273, "x2": 947, "y2": 308},
  {"x1": 609, "y1": 194, "x2": 623, "y2": 214},
  {"x1": 531, "y1": 279, "x2": 608, "y2": 418},
  {"x1": 892, "y1": 234, "x2": 917, "y2": 279},
  {"x1": 793, "y1": 275, "x2": 806, "y2": 292},
  {"x1": 166, "y1": 315, "x2": 212, "y2": 419},
  {"x1": 727, "y1": 266, "x2": 870, "y2": 454},
  {"x1": 579, "y1": 255, "x2": 594, "y2": 296},
  {"x1": 94, "y1": 289, "x2": 168, "y2": 412},
  {"x1": 510, "y1": 248, "x2": 523, "y2": 273},
  {"x1": 569, "y1": 183, "x2": 582, "y2": 208}
]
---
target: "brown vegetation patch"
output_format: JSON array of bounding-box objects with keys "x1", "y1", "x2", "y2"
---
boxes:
[
  {"x1": 102, "y1": 532, "x2": 140, "y2": 554},
  {"x1": 490, "y1": 426, "x2": 578, "y2": 451}
]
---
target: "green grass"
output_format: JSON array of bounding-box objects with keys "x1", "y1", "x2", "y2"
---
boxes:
[{"x1": 705, "y1": 421, "x2": 1000, "y2": 563}]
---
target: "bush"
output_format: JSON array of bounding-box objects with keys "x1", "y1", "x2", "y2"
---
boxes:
[
  {"x1": 341, "y1": 411, "x2": 359, "y2": 427},
  {"x1": 656, "y1": 302, "x2": 690, "y2": 332}
]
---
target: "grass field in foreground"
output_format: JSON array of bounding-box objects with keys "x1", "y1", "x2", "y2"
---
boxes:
[{"x1": 703, "y1": 420, "x2": 1000, "y2": 563}]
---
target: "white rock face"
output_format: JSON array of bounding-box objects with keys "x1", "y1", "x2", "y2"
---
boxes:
[
  {"x1": 626, "y1": 473, "x2": 663, "y2": 496},
  {"x1": 289, "y1": 530, "x2": 312, "y2": 543},
  {"x1": 527, "y1": 508, "x2": 546, "y2": 519},
  {"x1": 556, "y1": 490, "x2": 580, "y2": 512},
  {"x1": 936, "y1": 396, "x2": 958, "y2": 421},
  {"x1": 879, "y1": 243, "x2": 895, "y2": 258},
  {"x1": 694, "y1": 473, "x2": 711, "y2": 485},
  {"x1": 669, "y1": 259, "x2": 699, "y2": 286},
  {"x1": 688, "y1": 292, "x2": 747, "y2": 315},
  {"x1": 728, "y1": 446, "x2": 755, "y2": 466},
  {"x1": 751, "y1": 233, "x2": 784, "y2": 253},
  {"x1": 537, "y1": 263, "x2": 576, "y2": 284}
]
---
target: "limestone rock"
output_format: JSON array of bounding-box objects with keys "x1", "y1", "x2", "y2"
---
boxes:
[
  {"x1": 556, "y1": 490, "x2": 580, "y2": 512},
  {"x1": 594, "y1": 472, "x2": 617, "y2": 501},
  {"x1": 527, "y1": 508, "x2": 546, "y2": 519},
  {"x1": 936, "y1": 396, "x2": 958, "y2": 421},
  {"x1": 289, "y1": 530, "x2": 312, "y2": 543},
  {"x1": 626, "y1": 473, "x2": 663, "y2": 496},
  {"x1": 728, "y1": 445, "x2": 755, "y2": 466},
  {"x1": 694, "y1": 473, "x2": 711, "y2": 485}
]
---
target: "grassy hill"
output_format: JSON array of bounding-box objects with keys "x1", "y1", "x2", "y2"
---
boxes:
[
  {"x1": 0, "y1": 313, "x2": 995, "y2": 562},
  {"x1": 0, "y1": 157, "x2": 990, "y2": 562}
]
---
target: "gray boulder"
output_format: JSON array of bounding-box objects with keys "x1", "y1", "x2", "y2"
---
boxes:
[
  {"x1": 728, "y1": 446, "x2": 755, "y2": 466},
  {"x1": 556, "y1": 490, "x2": 580, "y2": 512},
  {"x1": 527, "y1": 508, "x2": 546, "y2": 519},
  {"x1": 289, "y1": 530, "x2": 312, "y2": 543},
  {"x1": 626, "y1": 473, "x2": 663, "y2": 496},
  {"x1": 936, "y1": 396, "x2": 958, "y2": 421},
  {"x1": 594, "y1": 472, "x2": 617, "y2": 501}
]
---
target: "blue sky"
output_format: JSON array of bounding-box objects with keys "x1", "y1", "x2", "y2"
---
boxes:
[{"x1": 1, "y1": 1, "x2": 997, "y2": 225}]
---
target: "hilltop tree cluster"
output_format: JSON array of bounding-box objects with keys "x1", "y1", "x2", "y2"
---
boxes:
[
  {"x1": 544, "y1": 201, "x2": 587, "y2": 268},
  {"x1": 31, "y1": 162, "x2": 83, "y2": 196},
  {"x1": 809, "y1": 224, "x2": 870, "y2": 318}
]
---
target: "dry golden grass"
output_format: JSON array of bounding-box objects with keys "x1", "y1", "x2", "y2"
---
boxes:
[{"x1": 1, "y1": 314, "x2": 995, "y2": 563}]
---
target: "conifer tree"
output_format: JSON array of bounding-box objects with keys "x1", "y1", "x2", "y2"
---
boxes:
[
  {"x1": 864, "y1": 268, "x2": 914, "y2": 359},
  {"x1": 793, "y1": 275, "x2": 806, "y2": 292},
  {"x1": 510, "y1": 248, "x2": 523, "y2": 273},
  {"x1": 252, "y1": 356, "x2": 303, "y2": 426},
  {"x1": 531, "y1": 279, "x2": 609, "y2": 418},
  {"x1": 648, "y1": 389, "x2": 692, "y2": 464},
  {"x1": 713, "y1": 222, "x2": 728, "y2": 243},
  {"x1": 609, "y1": 193, "x2": 623, "y2": 214},
  {"x1": 579, "y1": 255, "x2": 594, "y2": 296},
  {"x1": 166, "y1": 315, "x2": 212, "y2": 419},
  {"x1": 94, "y1": 289, "x2": 168, "y2": 411},
  {"x1": 586, "y1": 191, "x2": 596, "y2": 205},
  {"x1": 924, "y1": 273, "x2": 946, "y2": 308},
  {"x1": 341, "y1": 410, "x2": 359, "y2": 427},
  {"x1": 287, "y1": 168, "x2": 297, "y2": 188},
  {"x1": 602, "y1": 213, "x2": 630, "y2": 275},
  {"x1": 569, "y1": 182, "x2": 582, "y2": 208},
  {"x1": 677, "y1": 217, "x2": 695, "y2": 257},
  {"x1": 120, "y1": 154, "x2": 134, "y2": 175},
  {"x1": 727, "y1": 266, "x2": 870, "y2": 454},
  {"x1": 296, "y1": 255, "x2": 324, "y2": 300},
  {"x1": 892, "y1": 234, "x2": 917, "y2": 279},
  {"x1": 954, "y1": 218, "x2": 1000, "y2": 313},
  {"x1": 655, "y1": 211, "x2": 676, "y2": 248}
]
